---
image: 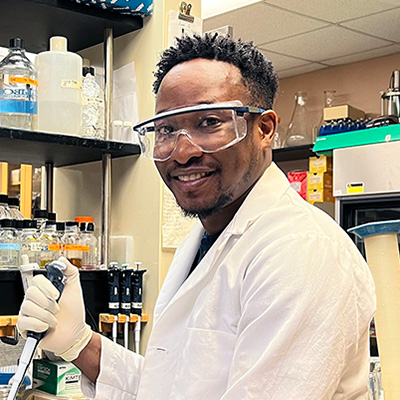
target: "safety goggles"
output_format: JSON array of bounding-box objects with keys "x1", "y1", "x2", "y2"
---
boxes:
[{"x1": 133, "y1": 101, "x2": 266, "y2": 162}]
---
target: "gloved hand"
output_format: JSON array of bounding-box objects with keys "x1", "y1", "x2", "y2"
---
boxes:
[{"x1": 17, "y1": 256, "x2": 92, "y2": 361}]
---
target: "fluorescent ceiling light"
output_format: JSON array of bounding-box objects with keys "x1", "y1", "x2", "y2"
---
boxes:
[{"x1": 201, "y1": 0, "x2": 262, "y2": 19}]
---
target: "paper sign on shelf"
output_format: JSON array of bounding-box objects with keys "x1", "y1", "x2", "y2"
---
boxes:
[{"x1": 168, "y1": 10, "x2": 203, "y2": 48}]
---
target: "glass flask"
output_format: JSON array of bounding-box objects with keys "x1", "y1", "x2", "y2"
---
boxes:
[
  {"x1": 271, "y1": 117, "x2": 284, "y2": 149},
  {"x1": 284, "y1": 91, "x2": 312, "y2": 147},
  {"x1": 315, "y1": 90, "x2": 336, "y2": 137}
]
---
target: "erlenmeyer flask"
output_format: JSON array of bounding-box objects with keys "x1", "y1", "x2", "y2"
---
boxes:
[
  {"x1": 284, "y1": 91, "x2": 312, "y2": 147},
  {"x1": 315, "y1": 90, "x2": 336, "y2": 140}
]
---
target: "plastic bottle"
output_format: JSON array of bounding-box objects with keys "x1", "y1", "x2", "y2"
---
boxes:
[
  {"x1": 82, "y1": 66, "x2": 105, "y2": 139},
  {"x1": 80, "y1": 222, "x2": 99, "y2": 269},
  {"x1": 0, "y1": 38, "x2": 38, "y2": 131},
  {"x1": 39, "y1": 220, "x2": 61, "y2": 268},
  {"x1": 0, "y1": 194, "x2": 12, "y2": 219},
  {"x1": 33, "y1": 208, "x2": 48, "y2": 231},
  {"x1": 56, "y1": 221, "x2": 65, "y2": 255},
  {"x1": 36, "y1": 36, "x2": 82, "y2": 136},
  {"x1": 0, "y1": 219, "x2": 20, "y2": 269},
  {"x1": 8, "y1": 197, "x2": 24, "y2": 220},
  {"x1": 20, "y1": 219, "x2": 40, "y2": 265},
  {"x1": 62, "y1": 221, "x2": 82, "y2": 268}
]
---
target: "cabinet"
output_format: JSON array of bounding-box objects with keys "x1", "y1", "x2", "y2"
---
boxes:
[{"x1": 0, "y1": 0, "x2": 144, "y2": 336}]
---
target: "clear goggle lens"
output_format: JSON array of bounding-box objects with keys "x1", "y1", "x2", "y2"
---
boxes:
[{"x1": 134, "y1": 104, "x2": 250, "y2": 162}]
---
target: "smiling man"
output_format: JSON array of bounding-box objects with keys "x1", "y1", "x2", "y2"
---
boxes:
[{"x1": 18, "y1": 34, "x2": 376, "y2": 399}]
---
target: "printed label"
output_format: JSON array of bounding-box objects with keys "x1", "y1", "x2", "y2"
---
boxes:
[
  {"x1": 0, "y1": 243, "x2": 20, "y2": 250},
  {"x1": 9, "y1": 76, "x2": 38, "y2": 86},
  {"x1": 29, "y1": 242, "x2": 41, "y2": 252},
  {"x1": 63, "y1": 244, "x2": 89, "y2": 252},
  {"x1": 347, "y1": 182, "x2": 364, "y2": 194},
  {"x1": 132, "y1": 302, "x2": 142, "y2": 309},
  {"x1": 61, "y1": 79, "x2": 82, "y2": 90},
  {"x1": 48, "y1": 243, "x2": 62, "y2": 251},
  {"x1": 0, "y1": 74, "x2": 38, "y2": 114}
]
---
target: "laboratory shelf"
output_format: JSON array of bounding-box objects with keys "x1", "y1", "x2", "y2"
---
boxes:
[
  {"x1": 272, "y1": 144, "x2": 315, "y2": 162},
  {"x1": 313, "y1": 124, "x2": 400, "y2": 155},
  {"x1": 0, "y1": 127, "x2": 141, "y2": 167},
  {"x1": 0, "y1": 0, "x2": 144, "y2": 53}
]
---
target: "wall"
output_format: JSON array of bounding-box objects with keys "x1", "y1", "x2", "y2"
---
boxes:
[{"x1": 274, "y1": 52, "x2": 400, "y2": 138}]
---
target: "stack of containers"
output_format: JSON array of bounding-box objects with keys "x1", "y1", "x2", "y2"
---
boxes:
[{"x1": 307, "y1": 155, "x2": 334, "y2": 204}]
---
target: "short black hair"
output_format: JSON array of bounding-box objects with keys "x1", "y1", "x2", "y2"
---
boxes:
[{"x1": 153, "y1": 33, "x2": 279, "y2": 110}]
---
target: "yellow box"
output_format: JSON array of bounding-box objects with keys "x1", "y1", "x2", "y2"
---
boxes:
[
  {"x1": 307, "y1": 171, "x2": 333, "y2": 190},
  {"x1": 323, "y1": 104, "x2": 365, "y2": 121},
  {"x1": 307, "y1": 188, "x2": 334, "y2": 204},
  {"x1": 309, "y1": 155, "x2": 333, "y2": 174}
]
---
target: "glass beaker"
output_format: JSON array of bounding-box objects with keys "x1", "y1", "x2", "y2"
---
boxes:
[{"x1": 284, "y1": 91, "x2": 312, "y2": 147}]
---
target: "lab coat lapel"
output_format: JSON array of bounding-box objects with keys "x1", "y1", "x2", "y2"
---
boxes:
[{"x1": 154, "y1": 223, "x2": 203, "y2": 322}]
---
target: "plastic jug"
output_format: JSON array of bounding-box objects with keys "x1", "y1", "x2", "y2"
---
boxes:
[{"x1": 36, "y1": 36, "x2": 82, "y2": 136}]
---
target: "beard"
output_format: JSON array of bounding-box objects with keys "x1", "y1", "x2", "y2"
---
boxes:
[
  {"x1": 178, "y1": 151, "x2": 258, "y2": 220},
  {"x1": 180, "y1": 191, "x2": 233, "y2": 219}
]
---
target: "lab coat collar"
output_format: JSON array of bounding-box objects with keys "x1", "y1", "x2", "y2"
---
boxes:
[{"x1": 226, "y1": 162, "x2": 291, "y2": 236}]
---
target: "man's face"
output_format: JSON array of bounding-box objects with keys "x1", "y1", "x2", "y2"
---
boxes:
[{"x1": 155, "y1": 59, "x2": 272, "y2": 221}]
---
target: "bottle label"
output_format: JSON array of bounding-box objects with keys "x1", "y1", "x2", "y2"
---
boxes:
[
  {"x1": 63, "y1": 244, "x2": 89, "y2": 252},
  {"x1": 29, "y1": 242, "x2": 41, "y2": 252},
  {"x1": 48, "y1": 243, "x2": 62, "y2": 251},
  {"x1": 61, "y1": 79, "x2": 82, "y2": 90},
  {"x1": 0, "y1": 243, "x2": 20, "y2": 250},
  {"x1": 0, "y1": 74, "x2": 38, "y2": 114}
]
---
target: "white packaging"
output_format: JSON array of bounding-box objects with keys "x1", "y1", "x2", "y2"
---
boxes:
[{"x1": 36, "y1": 37, "x2": 82, "y2": 136}]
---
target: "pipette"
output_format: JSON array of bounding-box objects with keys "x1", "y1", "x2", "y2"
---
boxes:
[
  {"x1": 7, "y1": 261, "x2": 66, "y2": 400},
  {"x1": 119, "y1": 264, "x2": 132, "y2": 349},
  {"x1": 132, "y1": 261, "x2": 146, "y2": 354},
  {"x1": 107, "y1": 262, "x2": 120, "y2": 343}
]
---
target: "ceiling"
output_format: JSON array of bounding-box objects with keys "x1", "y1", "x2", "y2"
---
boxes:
[{"x1": 203, "y1": 0, "x2": 400, "y2": 79}]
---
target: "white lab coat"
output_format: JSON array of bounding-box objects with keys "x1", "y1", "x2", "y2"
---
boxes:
[{"x1": 83, "y1": 162, "x2": 376, "y2": 400}]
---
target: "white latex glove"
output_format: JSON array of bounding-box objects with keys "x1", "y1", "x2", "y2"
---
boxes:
[{"x1": 17, "y1": 256, "x2": 92, "y2": 361}]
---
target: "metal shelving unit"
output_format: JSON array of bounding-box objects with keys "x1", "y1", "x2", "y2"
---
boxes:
[
  {"x1": 0, "y1": 0, "x2": 143, "y2": 53},
  {"x1": 0, "y1": 0, "x2": 145, "y2": 265},
  {"x1": 272, "y1": 144, "x2": 315, "y2": 163},
  {"x1": 0, "y1": 127, "x2": 140, "y2": 167}
]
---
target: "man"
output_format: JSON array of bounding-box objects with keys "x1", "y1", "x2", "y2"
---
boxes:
[{"x1": 18, "y1": 34, "x2": 376, "y2": 399}]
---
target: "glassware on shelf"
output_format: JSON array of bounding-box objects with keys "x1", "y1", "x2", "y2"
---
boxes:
[
  {"x1": 315, "y1": 90, "x2": 337, "y2": 140},
  {"x1": 284, "y1": 91, "x2": 312, "y2": 147},
  {"x1": 271, "y1": 117, "x2": 284, "y2": 149}
]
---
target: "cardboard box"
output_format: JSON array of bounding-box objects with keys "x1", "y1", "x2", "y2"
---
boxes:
[
  {"x1": 323, "y1": 105, "x2": 365, "y2": 121},
  {"x1": 309, "y1": 155, "x2": 332, "y2": 174},
  {"x1": 71, "y1": 0, "x2": 153, "y2": 16},
  {"x1": 307, "y1": 171, "x2": 333, "y2": 190},
  {"x1": 33, "y1": 359, "x2": 82, "y2": 396},
  {"x1": 307, "y1": 188, "x2": 334, "y2": 204}
]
